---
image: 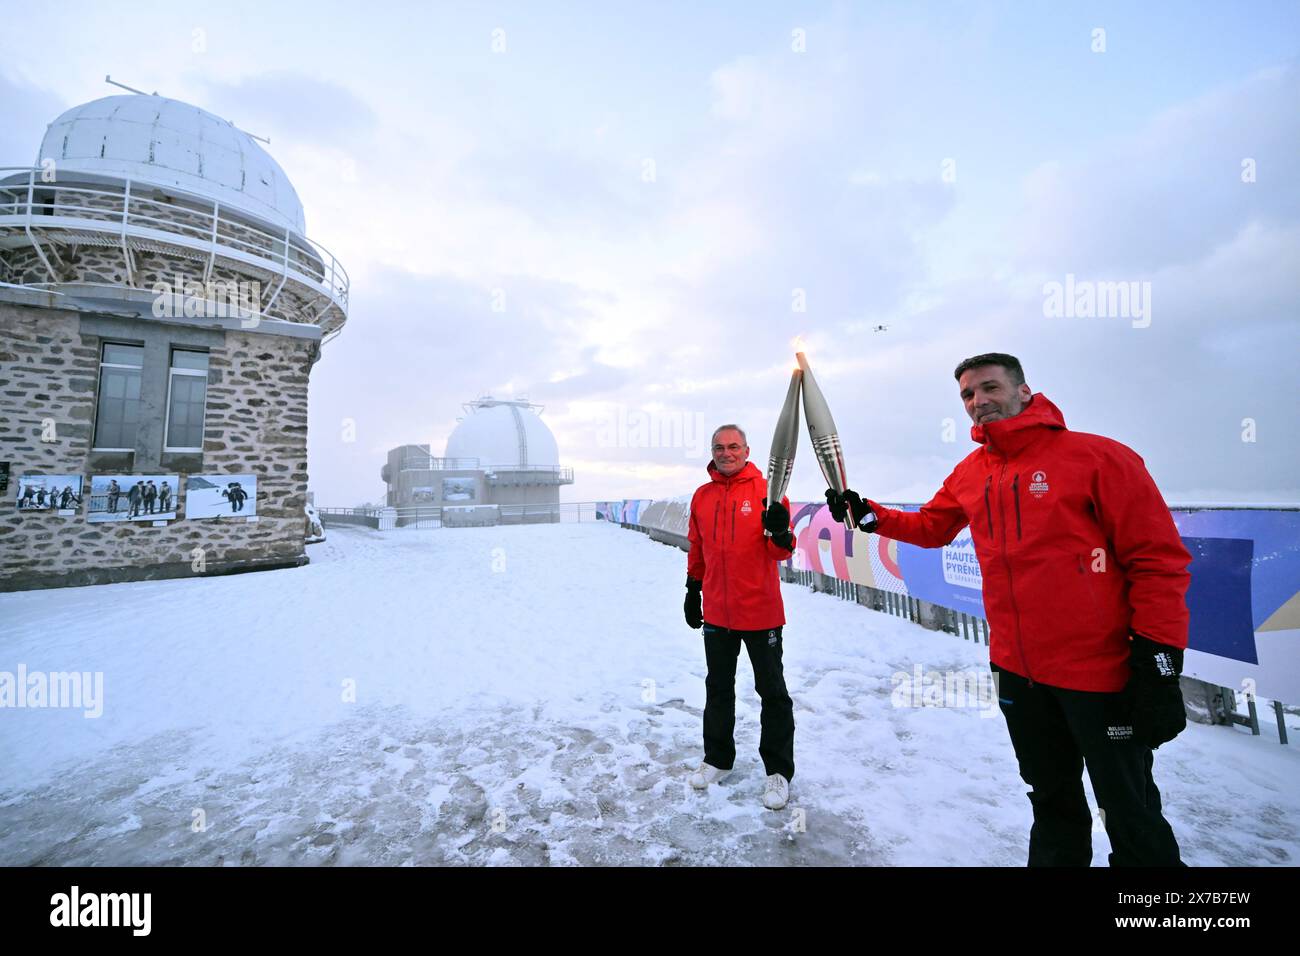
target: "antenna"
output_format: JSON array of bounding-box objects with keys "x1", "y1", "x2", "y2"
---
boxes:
[
  {"x1": 105, "y1": 75, "x2": 156, "y2": 96},
  {"x1": 104, "y1": 74, "x2": 270, "y2": 144}
]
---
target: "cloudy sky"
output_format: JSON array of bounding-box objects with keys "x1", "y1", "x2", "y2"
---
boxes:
[{"x1": 3, "y1": 0, "x2": 1297, "y2": 506}]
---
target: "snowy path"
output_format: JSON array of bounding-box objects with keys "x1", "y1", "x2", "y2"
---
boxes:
[{"x1": 1, "y1": 523, "x2": 1296, "y2": 866}]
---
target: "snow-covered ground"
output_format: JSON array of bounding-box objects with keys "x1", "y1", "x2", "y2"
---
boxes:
[{"x1": 1, "y1": 522, "x2": 1296, "y2": 866}]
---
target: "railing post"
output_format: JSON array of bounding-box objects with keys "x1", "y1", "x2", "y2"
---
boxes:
[
  {"x1": 119, "y1": 179, "x2": 134, "y2": 286},
  {"x1": 203, "y1": 199, "x2": 220, "y2": 283}
]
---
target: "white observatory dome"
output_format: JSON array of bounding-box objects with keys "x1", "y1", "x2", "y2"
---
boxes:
[
  {"x1": 38, "y1": 95, "x2": 307, "y2": 234},
  {"x1": 444, "y1": 399, "x2": 561, "y2": 470}
]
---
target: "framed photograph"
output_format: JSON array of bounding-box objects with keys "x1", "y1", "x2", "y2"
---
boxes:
[
  {"x1": 88, "y1": 475, "x2": 180, "y2": 523},
  {"x1": 442, "y1": 477, "x2": 476, "y2": 502},
  {"x1": 185, "y1": 474, "x2": 257, "y2": 519},
  {"x1": 15, "y1": 474, "x2": 83, "y2": 513}
]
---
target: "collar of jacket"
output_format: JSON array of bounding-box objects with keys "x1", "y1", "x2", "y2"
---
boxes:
[
  {"x1": 970, "y1": 392, "x2": 1067, "y2": 457},
  {"x1": 706, "y1": 460, "x2": 763, "y2": 485}
]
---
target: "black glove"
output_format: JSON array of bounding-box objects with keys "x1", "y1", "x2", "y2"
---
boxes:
[
  {"x1": 761, "y1": 497, "x2": 796, "y2": 550},
  {"x1": 1127, "y1": 633, "x2": 1186, "y2": 749},
  {"x1": 824, "y1": 487, "x2": 877, "y2": 532},
  {"x1": 684, "y1": 577, "x2": 703, "y2": 629}
]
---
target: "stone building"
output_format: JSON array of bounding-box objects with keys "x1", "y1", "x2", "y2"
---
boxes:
[
  {"x1": 381, "y1": 397, "x2": 574, "y2": 524},
  {"x1": 0, "y1": 92, "x2": 348, "y2": 591}
]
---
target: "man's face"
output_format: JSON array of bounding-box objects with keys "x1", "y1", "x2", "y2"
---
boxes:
[
  {"x1": 711, "y1": 429, "x2": 749, "y2": 476},
  {"x1": 958, "y1": 365, "x2": 1032, "y2": 426}
]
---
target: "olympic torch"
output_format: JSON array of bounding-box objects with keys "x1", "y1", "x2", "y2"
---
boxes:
[
  {"x1": 764, "y1": 368, "x2": 802, "y2": 535},
  {"x1": 796, "y1": 351, "x2": 854, "y2": 530}
]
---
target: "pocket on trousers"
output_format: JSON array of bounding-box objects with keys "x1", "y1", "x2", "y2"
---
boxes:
[{"x1": 1102, "y1": 684, "x2": 1138, "y2": 745}]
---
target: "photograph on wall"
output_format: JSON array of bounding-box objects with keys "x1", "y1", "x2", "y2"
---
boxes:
[
  {"x1": 442, "y1": 477, "x2": 476, "y2": 502},
  {"x1": 411, "y1": 486, "x2": 435, "y2": 503},
  {"x1": 185, "y1": 474, "x2": 257, "y2": 519},
  {"x1": 87, "y1": 474, "x2": 180, "y2": 523},
  {"x1": 15, "y1": 474, "x2": 83, "y2": 513}
]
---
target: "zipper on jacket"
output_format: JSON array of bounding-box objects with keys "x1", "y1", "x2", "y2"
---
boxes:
[
  {"x1": 719, "y1": 484, "x2": 730, "y2": 627},
  {"x1": 713, "y1": 500, "x2": 720, "y2": 542},
  {"x1": 731, "y1": 501, "x2": 737, "y2": 542},
  {"x1": 1012, "y1": 473, "x2": 1022, "y2": 541},
  {"x1": 999, "y1": 462, "x2": 1033, "y2": 685},
  {"x1": 983, "y1": 475, "x2": 994, "y2": 536}
]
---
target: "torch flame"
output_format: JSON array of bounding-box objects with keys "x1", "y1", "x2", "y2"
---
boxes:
[{"x1": 790, "y1": 334, "x2": 808, "y2": 369}]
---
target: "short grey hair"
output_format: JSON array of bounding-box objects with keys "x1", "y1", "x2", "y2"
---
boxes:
[{"x1": 711, "y1": 424, "x2": 747, "y2": 446}]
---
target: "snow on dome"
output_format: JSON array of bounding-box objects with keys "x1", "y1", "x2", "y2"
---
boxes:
[
  {"x1": 38, "y1": 94, "x2": 307, "y2": 234},
  {"x1": 444, "y1": 399, "x2": 561, "y2": 470}
]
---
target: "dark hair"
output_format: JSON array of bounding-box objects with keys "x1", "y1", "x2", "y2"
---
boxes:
[{"x1": 954, "y1": 353, "x2": 1025, "y2": 386}]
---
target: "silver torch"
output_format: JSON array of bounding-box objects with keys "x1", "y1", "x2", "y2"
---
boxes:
[
  {"x1": 796, "y1": 351, "x2": 854, "y2": 531},
  {"x1": 764, "y1": 368, "x2": 802, "y2": 535}
]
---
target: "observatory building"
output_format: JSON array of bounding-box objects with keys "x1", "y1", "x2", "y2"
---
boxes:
[
  {"x1": 382, "y1": 397, "x2": 574, "y2": 524},
  {"x1": 0, "y1": 91, "x2": 348, "y2": 591}
]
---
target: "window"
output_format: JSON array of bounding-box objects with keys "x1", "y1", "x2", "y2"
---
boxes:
[
  {"x1": 164, "y1": 349, "x2": 209, "y2": 452},
  {"x1": 92, "y1": 343, "x2": 143, "y2": 450}
]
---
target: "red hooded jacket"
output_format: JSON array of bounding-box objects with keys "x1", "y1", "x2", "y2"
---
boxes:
[
  {"x1": 688, "y1": 461, "x2": 794, "y2": 631},
  {"x1": 869, "y1": 394, "x2": 1191, "y2": 692}
]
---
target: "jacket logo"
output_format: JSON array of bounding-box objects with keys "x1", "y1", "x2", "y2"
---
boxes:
[
  {"x1": 741, "y1": 499, "x2": 753, "y2": 515},
  {"x1": 1028, "y1": 470, "x2": 1050, "y2": 498}
]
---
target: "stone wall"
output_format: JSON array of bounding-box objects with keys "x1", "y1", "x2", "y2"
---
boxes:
[{"x1": 0, "y1": 296, "x2": 316, "y2": 592}]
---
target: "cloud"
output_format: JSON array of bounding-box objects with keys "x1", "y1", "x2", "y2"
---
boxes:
[
  {"x1": 0, "y1": 71, "x2": 70, "y2": 167},
  {"x1": 1011, "y1": 63, "x2": 1300, "y2": 278},
  {"x1": 201, "y1": 70, "x2": 377, "y2": 146}
]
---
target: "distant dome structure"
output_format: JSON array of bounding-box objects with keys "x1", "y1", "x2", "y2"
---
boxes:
[
  {"x1": 381, "y1": 396, "x2": 574, "y2": 523},
  {"x1": 39, "y1": 95, "x2": 307, "y2": 233},
  {"x1": 445, "y1": 397, "x2": 561, "y2": 471}
]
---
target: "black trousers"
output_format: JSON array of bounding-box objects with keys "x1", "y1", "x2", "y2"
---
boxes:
[
  {"x1": 702, "y1": 623, "x2": 795, "y2": 781},
  {"x1": 992, "y1": 662, "x2": 1183, "y2": 866}
]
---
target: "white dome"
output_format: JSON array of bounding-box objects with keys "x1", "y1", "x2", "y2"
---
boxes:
[
  {"x1": 39, "y1": 95, "x2": 306, "y2": 234},
  {"x1": 444, "y1": 400, "x2": 560, "y2": 470}
]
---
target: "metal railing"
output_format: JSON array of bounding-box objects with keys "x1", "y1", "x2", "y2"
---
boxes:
[
  {"x1": 0, "y1": 167, "x2": 348, "y2": 323},
  {"x1": 782, "y1": 566, "x2": 988, "y2": 644},
  {"x1": 487, "y1": 466, "x2": 575, "y2": 485},
  {"x1": 317, "y1": 501, "x2": 603, "y2": 529},
  {"x1": 398, "y1": 453, "x2": 482, "y2": 472}
]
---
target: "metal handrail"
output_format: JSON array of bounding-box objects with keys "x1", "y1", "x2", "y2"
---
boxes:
[
  {"x1": 398, "y1": 454, "x2": 482, "y2": 471},
  {"x1": 0, "y1": 167, "x2": 348, "y2": 317},
  {"x1": 318, "y1": 502, "x2": 601, "y2": 518},
  {"x1": 486, "y1": 466, "x2": 575, "y2": 482}
]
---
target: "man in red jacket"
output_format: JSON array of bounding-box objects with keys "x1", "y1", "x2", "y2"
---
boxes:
[
  {"x1": 826, "y1": 353, "x2": 1191, "y2": 866},
  {"x1": 685, "y1": 424, "x2": 797, "y2": 810}
]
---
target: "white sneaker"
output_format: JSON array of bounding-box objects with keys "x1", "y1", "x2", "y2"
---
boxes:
[
  {"x1": 762, "y1": 773, "x2": 790, "y2": 810},
  {"x1": 689, "y1": 761, "x2": 729, "y2": 789}
]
